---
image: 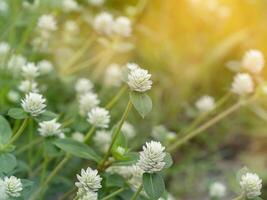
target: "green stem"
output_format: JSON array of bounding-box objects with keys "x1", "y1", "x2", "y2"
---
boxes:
[
  {"x1": 83, "y1": 126, "x2": 96, "y2": 143},
  {"x1": 232, "y1": 194, "x2": 245, "y2": 200},
  {"x1": 58, "y1": 187, "x2": 76, "y2": 200},
  {"x1": 102, "y1": 188, "x2": 125, "y2": 200},
  {"x1": 15, "y1": 138, "x2": 42, "y2": 155},
  {"x1": 105, "y1": 85, "x2": 127, "y2": 110},
  {"x1": 98, "y1": 100, "x2": 132, "y2": 170},
  {"x1": 130, "y1": 184, "x2": 143, "y2": 200}
]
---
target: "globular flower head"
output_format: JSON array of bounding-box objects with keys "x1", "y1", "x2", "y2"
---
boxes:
[
  {"x1": 75, "y1": 167, "x2": 102, "y2": 192},
  {"x1": 72, "y1": 132, "x2": 84, "y2": 142},
  {"x1": 93, "y1": 12, "x2": 114, "y2": 36},
  {"x1": 195, "y1": 95, "x2": 215, "y2": 113},
  {"x1": 87, "y1": 107, "x2": 110, "y2": 128},
  {"x1": 79, "y1": 92, "x2": 100, "y2": 116},
  {"x1": 75, "y1": 78, "x2": 94, "y2": 95},
  {"x1": 77, "y1": 188, "x2": 98, "y2": 200},
  {"x1": 88, "y1": 0, "x2": 105, "y2": 6},
  {"x1": 137, "y1": 141, "x2": 166, "y2": 173},
  {"x1": 37, "y1": 14, "x2": 57, "y2": 32},
  {"x1": 231, "y1": 73, "x2": 254, "y2": 95},
  {"x1": 62, "y1": 0, "x2": 80, "y2": 12},
  {"x1": 242, "y1": 49, "x2": 264, "y2": 74},
  {"x1": 38, "y1": 119, "x2": 63, "y2": 138},
  {"x1": 93, "y1": 130, "x2": 111, "y2": 152},
  {"x1": 127, "y1": 63, "x2": 152, "y2": 92},
  {"x1": 121, "y1": 121, "x2": 136, "y2": 139},
  {"x1": 21, "y1": 92, "x2": 46, "y2": 116},
  {"x1": 19, "y1": 80, "x2": 39, "y2": 93},
  {"x1": 209, "y1": 182, "x2": 226, "y2": 198},
  {"x1": 22, "y1": 62, "x2": 39, "y2": 80},
  {"x1": 240, "y1": 172, "x2": 262, "y2": 199},
  {"x1": 3, "y1": 176, "x2": 23, "y2": 198},
  {"x1": 7, "y1": 54, "x2": 27, "y2": 75},
  {"x1": 113, "y1": 16, "x2": 132, "y2": 37},
  {"x1": 7, "y1": 90, "x2": 20, "y2": 103},
  {"x1": 37, "y1": 60, "x2": 53, "y2": 75},
  {"x1": 104, "y1": 63, "x2": 122, "y2": 87},
  {"x1": 0, "y1": 42, "x2": 10, "y2": 56},
  {"x1": 64, "y1": 20, "x2": 80, "y2": 35}
]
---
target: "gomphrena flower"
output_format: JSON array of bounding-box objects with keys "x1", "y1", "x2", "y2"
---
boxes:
[
  {"x1": 93, "y1": 12, "x2": 114, "y2": 36},
  {"x1": 2, "y1": 176, "x2": 23, "y2": 198},
  {"x1": 7, "y1": 54, "x2": 27, "y2": 75},
  {"x1": 19, "y1": 80, "x2": 39, "y2": 93},
  {"x1": 231, "y1": 73, "x2": 254, "y2": 95},
  {"x1": 93, "y1": 130, "x2": 111, "y2": 152},
  {"x1": 64, "y1": 20, "x2": 80, "y2": 35},
  {"x1": 137, "y1": 141, "x2": 166, "y2": 173},
  {"x1": 127, "y1": 63, "x2": 152, "y2": 92},
  {"x1": 38, "y1": 119, "x2": 64, "y2": 138},
  {"x1": 104, "y1": 63, "x2": 122, "y2": 87},
  {"x1": 75, "y1": 167, "x2": 102, "y2": 192},
  {"x1": 240, "y1": 172, "x2": 262, "y2": 199},
  {"x1": 75, "y1": 78, "x2": 94, "y2": 95},
  {"x1": 37, "y1": 60, "x2": 53, "y2": 75},
  {"x1": 37, "y1": 14, "x2": 57, "y2": 32},
  {"x1": 112, "y1": 16, "x2": 132, "y2": 37},
  {"x1": 0, "y1": 179, "x2": 8, "y2": 200},
  {"x1": 209, "y1": 182, "x2": 226, "y2": 198},
  {"x1": 62, "y1": 0, "x2": 80, "y2": 12},
  {"x1": 77, "y1": 189, "x2": 98, "y2": 200},
  {"x1": 72, "y1": 132, "x2": 84, "y2": 142},
  {"x1": 88, "y1": 0, "x2": 105, "y2": 7},
  {"x1": 121, "y1": 121, "x2": 136, "y2": 139},
  {"x1": 7, "y1": 90, "x2": 20, "y2": 103},
  {"x1": 0, "y1": 42, "x2": 10, "y2": 57},
  {"x1": 22, "y1": 62, "x2": 39, "y2": 80},
  {"x1": 242, "y1": 49, "x2": 264, "y2": 74},
  {"x1": 195, "y1": 95, "x2": 215, "y2": 113},
  {"x1": 21, "y1": 92, "x2": 46, "y2": 116},
  {"x1": 79, "y1": 92, "x2": 100, "y2": 116},
  {"x1": 87, "y1": 107, "x2": 110, "y2": 128}
]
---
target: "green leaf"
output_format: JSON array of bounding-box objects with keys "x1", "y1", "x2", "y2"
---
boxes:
[
  {"x1": 37, "y1": 111, "x2": 58, "y2": 121},
  {"x1": 130, "y1": 92, "x2": 152, "y2": 118},
  {"x1": 106, "y1": 174, "x2": 125, "y2": 187},
  {"x1": 53, "y1": 138, "x2": 101, "y2": 163},
  {"x1": 143, "y1": 173, "x2": 165, "y2": 200},
  {"x1": 112, "y1": 152, "x2": 139, "y2": 166},
  {"x1": 163, "y1": 153, "x2": 173, "y2": 169},
  {"x1": 0, "y1": 153, "x2": 17, "y2": 173},
  {"x1": 0, "y1": 115, "x2": 12, "y2": 145},
  {"x1": 7, "y1": 108, "x2": 28, "y2": 119},
  {"x1": 21, "y1": 179, "x2": 34, "y2": 199}
]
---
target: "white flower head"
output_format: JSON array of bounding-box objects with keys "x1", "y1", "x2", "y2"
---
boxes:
[
  {"x1": 195, "y1": 95, "x2": 215, "y2": 113},
  {"x1": 209, "y1": 182, "x2": 226, "y2": 198},
  {"x1": 87, "y1": 107, "x2": 110, "y2": 128},
  {"x1": 104, "y1": 63, "x2": 122, "y2": 87},
  {"x1": 7, "y1": 54, "x2": 27, "y2": 74},
  {"x1": 3, "y1": 176, "x2": 23, "y2": 198},
  {"x1": 62, "y1": 0, "x2": 80, "y2": 12},
  {"x1": 121, "y1": 121, "x2": 136, "y2": 139},
  {"x1": 93, "y1": 12, "x2": 114, "y2": 36},
  {"x1": 0, "y1": 42, "x2": 10, "y2": 56},
  {"x1": 242, "y1": 49, "x2": 264, "y2": 74},
  {"x1": 240, "y1": 172, "x2": 262, "y2": 199},
  {"x1": 19, "y1": 80, "x2": 39, "y2": 93},
  {"x1": 21, "y1": 92, "x2": 46, "y2": 116},
  {"x1": 0, "y1": 179, "x2": 8, "y2": 200},
  {"x1": 7, "y1": 90, "x2": 20, "y2": 103},
  {"x1": 72, "y1": 132, "x2": 84, "y2": 142},
  {"x1": 75, "y1": 167, "x2": 102, "y2": 192},
  {"x1": 38, "y1": 119, "x2": 63, "y2": 137},
  {"x1": 75, "y1": 78, "x2": 94, "y2": 95},
  {"x1": 137, "y1": 141, "x2": 166, "y2": 173},
  {"x1": 79, "y1": 92, "x2": 100, "y2": 116},
  {"x1": 37, "y1": 14, "x2": 57, "y2": 32},
  {"x1": 0, "y1": 1, "x2": 8, "y2": 13},
  {"x1": 22, "y1": 62, "x2": 39, "y2": 80},
  {"x1": 231, "y1": 73, "x2": 254, "y2": 95},
  {"x1": 113, "y1": 16, "x2": 132, "y2": 37},
  {"x1": 64, "y1": 20, "x2": 80, "y2": 35},
  {"x1": 93, "y1": 130, "x2": 111, "y2": 152},
  {"x1": 37, "y1": 60, "x2": 53, "y2": 75},
  {"x1": 127, "y1": 63, "x2": 152, "y2": 92},
  {"x1": 77, "y1": 189, "x2": 98, "y2": 200}
]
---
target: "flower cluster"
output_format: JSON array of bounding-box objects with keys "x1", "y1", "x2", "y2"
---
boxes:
[
  {"x1": 195, "y1": 95, "x2": 215, "y2": 113},
  {"x1": 0, "y1": 176, "x2": 23, "y2": 199},
  {"x1": 87, "y1": 107, "x2": 110, "y2": 128},
  {"x1": 240, "y1": 172, "x2": 262, "y2": 199},
  {"x1": 38, "y1": 119, "x2": 64, "y2": 138},
  {"x1": 209, "y1": 182, "x2": 226, "y2": 198},
  {"x1": 21, "y1": 92, "x2": 46, "y2": 116}
]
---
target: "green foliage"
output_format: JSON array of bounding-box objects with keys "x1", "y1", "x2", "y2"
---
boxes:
[
  {"x1": 130, "y1": 92, "x2": 152, "y2": 118},
  {"x1": 0, "y1": 153, "x2": 17, "y2": 173},
  {"x1": 0, "y1": 115, "x2": 12, "y2": 145},
  {"x1": 143, "y1": 173, "x2": 165, "y2": 200},
  {"x1": 8, "y1": 108, "x2": 28, "y2": 119}
]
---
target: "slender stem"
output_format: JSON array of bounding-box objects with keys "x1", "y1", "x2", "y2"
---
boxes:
[
  {"x1": 15, "y1": 138, "x2": 42, "y2": 155},
  {"x1": 102, "y1": 188, "x2": 125, "y2": 200},
  {"x1": 98, "y1": 100, "x2": 132, "y2": 170},
  {"x1": 105, "y1": 85, "x2": 127, "y2": 110},
  {"x1": 130, "y1": 184, "x2": 143, "y2": 200},
  {"x1": 83, "y1": 126, "x2": 96, "y2": 143}
]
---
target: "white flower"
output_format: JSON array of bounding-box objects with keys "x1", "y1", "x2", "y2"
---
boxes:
[
  {"x1": 93, "y1": 130, "x2": 111, "y2": 152},
  {"x1": 0, "y1": 1, "x2": 8, "y2": 13},
  {"x1": 195, "y1": 95, "x2": 215, "y2": 113},
  {"x1": 77, "y1": 190, "x2": 98, "y2": 200},
  {"x1": 75, "y1": 167, "x2": 102, "y2": 192},
  {"x1": 7, "y1": 55, "x2": 27, "y2": 74},
  {"x1": 240, "y1": 172, "x2": 262, "y2": 199},
  {"x1": 0, "y1": 179, "x2": 8, "y2": 200},
  {"x1": 21, "y1": 92, "x2": 46, "y2": 116},
  {"x1": 104, "y1": 63, "x2": 122, "y2": 87},
  {"x1": 93, "y1": 12, "x2": 114, "y2": 36},
  {"x1": 37, "y1": 60, "x2": 53, "y2": 74},
  {"x1": 75, "y1": 78, "x2": 94, "y2": 95},
  {"x1": 22, "y1": 62, "x2": 39, "y2": 80},
  {"x1": 3, "y1": 176, "x2": 23, "y2": 198},
  {"x1": 19, "y1": 80, "x2": 39, "y2": 93},
  {"x1": 62, "y1": 0, "x2": 80, "y2": 12},
  {"x1": 231, "y1": 73, "x2": 254, "y2": 95},
  {"x1": 79, "y1": 92, "x2": 100, "y2": 116},
  {"x1": 37, "y1": 15, "x2": 57, "y2": 32},
  {"x1": 113, "y1": 16, "x2": 132, "y2": 37},
  {"x1": 0, "y1": 42, "x2": 10, "y2": 56},
  {"x1": 127, "y1": 63, "x2": 139, "y2": 71},
  {"x1": 242, "y1": 49, "x2": 264, "y2": 74},
  {"x1": 72, "y1": 132, "x2": 84, "y2": 142},
  {"x1": 127, "y1": 63, "x2": 152, "y2": 92},
  {"x1": 209, "y1": 182, "x2": 226, "y2": 198},
  {"x1": 64, "y1": 20, "x2": 80, "y2": 34},
  {"x1": 7, "y1": 90, "x2": 20, "y2": 103},
  {"x1": 38, "y1": 119, "x2": 63, "y2": 137},
  {"x1": 137, "y1": 141, "x2": 166, "y2": 173},
  {"x1": 87, "y1": 107, "x2": 110, "y2": 128},
  {"x1": 88, "y1": 0, "x2": 104, "y2": 6},
  {"x1": 121, "y1": 121, "x2": 136, "y2": 138}
]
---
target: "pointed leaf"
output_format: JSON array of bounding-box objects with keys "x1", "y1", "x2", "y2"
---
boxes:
[
  {"x1": 143, "y1": 173, "x2": 165, "y2": 200},
  {"x1": 0, "y1": 115, "x2": 12, "y2": 144},
  {"x1": 0, "y1": 153, "x2": 17, "y2": 173},
  {"x1": 130, "y1": 92, "x2": 152, "y2": 118},
  {"x1": 7, "y1": 108, "x2": 28, "y2": 119}
]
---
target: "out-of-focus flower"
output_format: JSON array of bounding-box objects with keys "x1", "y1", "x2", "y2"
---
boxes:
[
  {"x1": 64, "y1": 20, "x2": 80, "y2": 35},
  {"x1": 37, "y1": 60, "x2": 53, "y2": 75},
  {"x1": 22, "y1": 62, "x2": 39, "y2": 80},
  {"x1": 104, "y1": 63, "x2": 122, "y2": 87},
  {"x1": 231, "y1": 73, "x2": 254, "y2": 95},
  {"x1": 87, "y1": 107, "x2": 110, "y2": 128},
  {"x1": 77, "y1": 189, "x2": 98, "y2": 200},
  {"x1": 72, "y1": 132, "x2": 84, "y2": 142},
  {"x1": 209, "y1": 182, "x2": 226, "y2": 198},
  {"x1": 75, "y1": 78, "x2": 94, "y2": 95},
  {"x1": 7, "y1": 55, "x2": 27, "y2": 75},
  {"x1": 21, "y1": 92, "x2": 46, "y2": 116},
  {"x1": 121, "y1": 121, "x2": 136, "y2": 139},
  {"x1": 152, "y1": 125, "x2": 176, "y2": 143},
  {"x1": 0, "y1": 42, "x2": 10, "y2": 57},
  {"x1": 0, "y1": 0, "x2": 8, "y2": 13},
  {"x1": 62, "y1": 0, "x2": 80, "y2": 12},
  {"x1": 127, "y1": 63, "x2": 152, "y2": 92},
  {"x1": 137, "y1": 141, "x2": 166, "y2": 173},
  {"x1": 240, "y1": 172, "x2": 262, "y2": 199},
  {"x1": 79, "y1": 92, "x2": 100, "y2": 116},
  {"x1": 93, "y1": 12, "x2": 114, "y2": 36},
  {"x1": 88, "y1": 0, "x2": 105, "y2": 6},
  {"x1": 93, "y1": 130, "x2": 111, "y2": 152},
  {"x1": 19, "y1": 80, "x2": 39, "y2": 93},
  {"x1": 38, "y1": 119, "x2": 63, "y2": 138},
  {"x1": 195, "y1": 95, "x2": 215, "y2": 113},
  {"x1": 7, "y1": 90, "x2": 20, "y2": 103},
  {"x1": 3, "y1": 176, "x2": 23, "y2": 198},
  {"x1": 0, "y1": 179, "x2": 8, "y2": 200},
  {"x1": 37, "y1": 15, "x2": 57, "y2": 32},
  {"x1": 242, "y1": 49, "x2": 264, "y2": 74},
  {"x1": 113, "y1": 17, "x2": 132, "y2": 37}
]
